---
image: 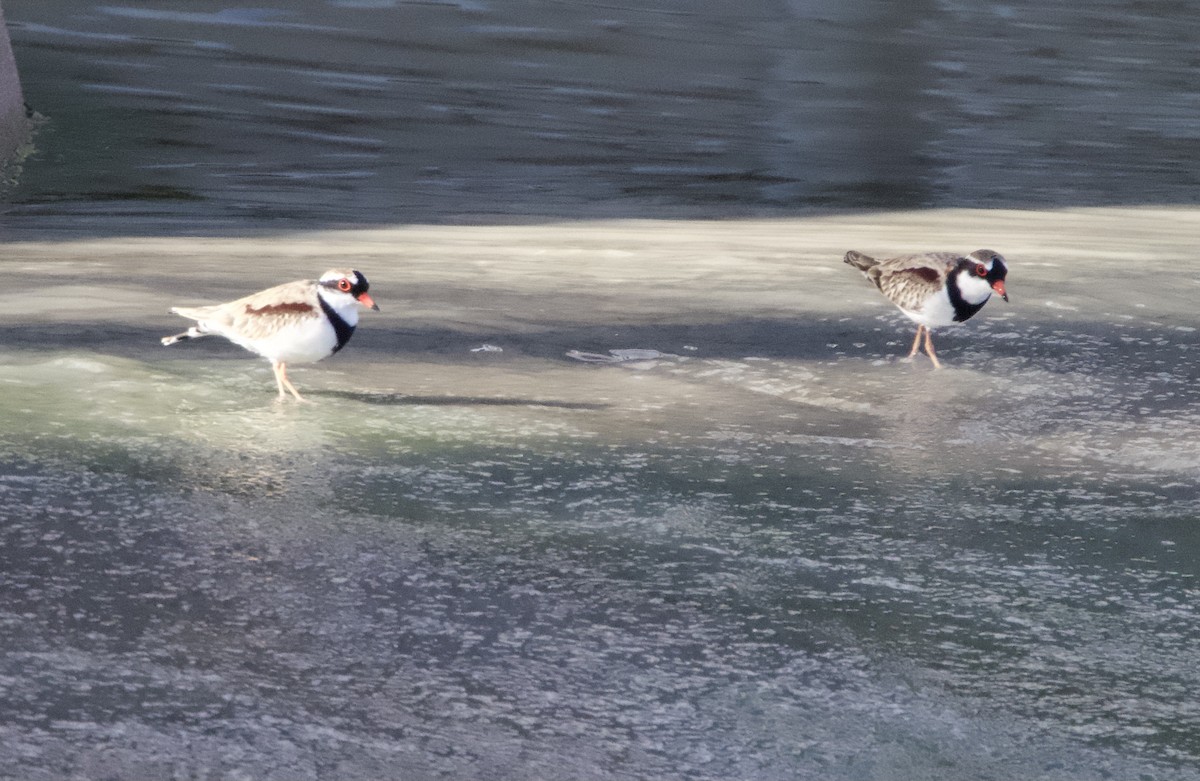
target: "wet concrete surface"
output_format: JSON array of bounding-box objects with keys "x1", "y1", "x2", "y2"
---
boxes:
[
  {"x1": 2, "y1": 210, "x2": 1200, "y2": 778},
  {"x1": 1, "y1": 1, "x2": 1199, "y2": 778}
]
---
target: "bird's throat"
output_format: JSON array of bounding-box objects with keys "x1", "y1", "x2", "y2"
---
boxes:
[{"x1": 947, "y1": 274, "x2": 989, "y2": 323}]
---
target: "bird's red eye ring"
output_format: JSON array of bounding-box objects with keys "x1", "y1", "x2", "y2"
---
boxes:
[
  {"x1": 337, "y1": 278, "x2": 352, "y2": 292},
  {"x1": 975, "y1": 264, "x2": 988, "y2": 277}
]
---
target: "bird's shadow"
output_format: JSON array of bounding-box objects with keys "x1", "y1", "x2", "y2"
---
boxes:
[{"x1": 309, "y1": 389, "x2": 608, "y2": 410}]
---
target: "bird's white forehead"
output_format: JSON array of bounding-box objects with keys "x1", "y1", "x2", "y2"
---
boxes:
[{"x1": 319, "y1": 269, "x2": 357, "y2": 283}]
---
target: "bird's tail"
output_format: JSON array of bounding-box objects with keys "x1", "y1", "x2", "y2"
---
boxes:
[
  {"x1": 162, "y1": 306, "x2": 213, "y2": 346},
  {"x1": 167, "y1": 304, "x2": 216, "y2": 321},
  {"x1": 843, "y1": 250, "x2": 878, "y2": 272}
]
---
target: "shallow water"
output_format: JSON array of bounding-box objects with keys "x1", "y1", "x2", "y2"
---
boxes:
[
  {"x1": 2, "y1": 212, "x2": 1200, "y2": 779},
  {"x1": 1, "y1": 1, "x2": 1200, "y2": 779},
  {"x1": 3, "y1": 0, "x2": 1199, "y2": 229}
]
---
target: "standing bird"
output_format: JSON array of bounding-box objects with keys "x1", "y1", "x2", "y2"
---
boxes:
[
  {"x1": 844, "y1": 249, "x2": 1008, "y2": 368},
  {"x1": 162, "y1": 269, "x2": 379, "y2": 401}
]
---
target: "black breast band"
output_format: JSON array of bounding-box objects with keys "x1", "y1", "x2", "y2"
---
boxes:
[
  {"x1": 318, "y1": 296, "x2": 357, "y2": 354},
  {"x1": 947, "y1": 274, "x2": 987, "y2": 323}
]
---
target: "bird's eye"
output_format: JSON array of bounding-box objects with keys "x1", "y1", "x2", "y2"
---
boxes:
[
  {"x1": 337, "y1": 278, "x2": 352, "y2": 292},
  {"x1": 975, "y1": 264, "x2": 988, "y2": 277}
]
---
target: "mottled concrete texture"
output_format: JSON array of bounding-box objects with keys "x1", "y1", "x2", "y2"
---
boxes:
[{"x1": 0, "y1": 2, "x2": 27, "y2": 163}]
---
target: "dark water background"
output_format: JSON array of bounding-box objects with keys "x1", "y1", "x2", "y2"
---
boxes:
[
  {"x1": 2, "y1": 0, "x2": 1198, "y2": 233},
  {"x1": 0, "y1": 2, "x2": 1199, "y2": 780}
]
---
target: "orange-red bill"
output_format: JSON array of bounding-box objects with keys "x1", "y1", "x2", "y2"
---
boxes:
[
  {"x1": 357, "y1": 292, "x2": 380, "y2": 311},
  {"x1": 992, "y1": 279, "x2": 1008, "y2": 302}
]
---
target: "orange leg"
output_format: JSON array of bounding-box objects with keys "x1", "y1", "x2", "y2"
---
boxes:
[
  {"x1": 907, "y1": 326, "x2": 925, "y2": 359},
  {"x1": 922, "y1": 328, "x2": 943, "y2": 370},
  {"x1": 272, "y1": 362, "x2": 306, "y2": 401}
]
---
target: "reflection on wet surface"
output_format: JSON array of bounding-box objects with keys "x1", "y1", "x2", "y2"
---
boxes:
[
  {"x1": 0, "y1": 0, "x2": 1199, "y2": 778},
  {"x1": 2, "y1": 211, "x2": 1200, "y2": 777}
]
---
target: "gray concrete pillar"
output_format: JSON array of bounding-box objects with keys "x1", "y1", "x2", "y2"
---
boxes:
[{"x1": 0, "y1": 1, "x2": 29, "y2": 163}]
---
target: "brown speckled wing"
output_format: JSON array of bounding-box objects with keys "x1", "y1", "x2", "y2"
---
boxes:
[{"x1": 872, "y1": 253, "x2": 960, "y2": 312}]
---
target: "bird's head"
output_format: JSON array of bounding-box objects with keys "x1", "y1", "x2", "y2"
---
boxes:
[
  {"x1": 957, "y1": 250, "x2": 1008, "y2": 304},
  {"x1": 319, "y1": 269, "x2": 379, "y2": 311}
]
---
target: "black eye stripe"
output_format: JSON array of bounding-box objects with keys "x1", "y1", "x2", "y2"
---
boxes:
[{"x1": 321, "y1": 273, "x2": 370, "y2": 294}]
